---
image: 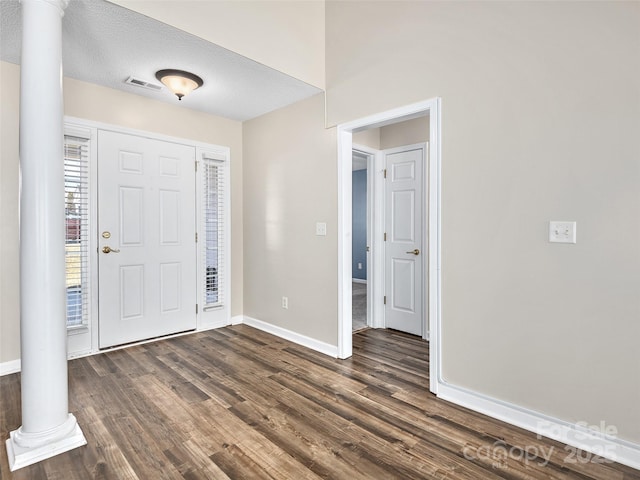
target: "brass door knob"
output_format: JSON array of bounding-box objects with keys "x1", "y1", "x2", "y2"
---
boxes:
[
  {"x1": 102, "y1": 246, "x2": 120, "y2": 254},
  {"x1": 405, "y1": 249, "x2": 420, "y2": 255}
]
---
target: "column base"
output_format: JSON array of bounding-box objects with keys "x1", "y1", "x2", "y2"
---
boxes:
[{"x1": 5, "y1": 414, "x2": 87, "y2": 471}]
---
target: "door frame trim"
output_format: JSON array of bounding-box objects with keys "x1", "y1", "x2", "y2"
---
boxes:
[
  {"x1": 352, "y1": 144, "x2": 382, "y2": 330},
  {"x1": 63, "y1": 115, "x2": 231, "y2": 357},
  {"x1": 336, "y1": 98, "x2": 441, "y2": 394}
]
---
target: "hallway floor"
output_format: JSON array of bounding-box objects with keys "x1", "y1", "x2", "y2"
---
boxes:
[{"x1": 352, "y1": 281, "x2": 367, "y2": 331}]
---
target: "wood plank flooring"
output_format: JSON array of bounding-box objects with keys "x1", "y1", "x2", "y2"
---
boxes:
[{"x1": 1, "y1": 325, "x2": 638, "y2": 479}]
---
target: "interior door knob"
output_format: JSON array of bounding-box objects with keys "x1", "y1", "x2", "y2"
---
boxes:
[
  {"x1": 405, "y1": 249, "x2": 420, "y2": 255},
  {"x1": 102, "y1": 246, "x2": 120, "y2": 254}
]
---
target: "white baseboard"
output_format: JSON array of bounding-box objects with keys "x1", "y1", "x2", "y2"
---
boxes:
[
  {"x1": 352, "y1": 278, "x2": 367, "y2": 284},
  {"x1": 438, "y1": 381, "x2": 640, "y2": 471},
  {"x1": 0, "y1": 359, "x2": 21, "y2": 376},
  {"x1": 240, "y1": 315, "x2": 338, "y2": 358},
  {"x1": 230, "y1": 315, "x2": 244, "y2": 326}
]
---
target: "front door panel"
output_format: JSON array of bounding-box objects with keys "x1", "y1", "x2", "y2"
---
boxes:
[
  {"x1": 98, "y1": 130, "x2": 196, "y2": 348},
  {"x1": 385, "y1": 146, "x2": 424, "y2": 336}
]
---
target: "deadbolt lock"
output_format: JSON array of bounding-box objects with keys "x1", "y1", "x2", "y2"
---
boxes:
[{"x1": 102, "y1": 231, "x2": 111, "y2": 239}]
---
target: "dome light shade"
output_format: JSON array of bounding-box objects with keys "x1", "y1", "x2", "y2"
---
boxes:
[{"x1": 155, "y1": 69, "x2": 203, "y2": 100}]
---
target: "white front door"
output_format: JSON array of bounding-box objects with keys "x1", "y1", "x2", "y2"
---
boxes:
[
  {"x1": 98, "y1": 130, "x2": 196, "y2": 348},
  {"x1": 384, "y1": 145, "x2": 425, "y2": 336}
]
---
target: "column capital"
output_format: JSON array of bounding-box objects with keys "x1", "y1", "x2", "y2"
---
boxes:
[{"x1": 20, "y1": 0, "x2": 70, "y2": 16}]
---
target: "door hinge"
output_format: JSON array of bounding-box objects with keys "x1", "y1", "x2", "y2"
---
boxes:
[
  {"x1": 195, "y1": 161, "x2": 198, "y2": 172},
  {"x1": 195, "y1": 232, "x2": 198, "y2": 243},
  {"x1": 383, "y1": 295, "x2": 387, "y2": 305},
  {"x1": 384, "y1": 232, "x2": 387, "y2": 241},
  {"x1": 196, "y1": 304, "x2": 199, "y2": 314},
  {"x1": 383, "y1": 169, "x2": 387, "y2": 179}
]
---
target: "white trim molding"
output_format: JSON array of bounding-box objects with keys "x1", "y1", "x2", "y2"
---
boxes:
[
  {"x1": 0, "y1": 359, "x2": 21, "y2": 376},
  {"x1": 241, "y1": 316, "x2": 338, "y2": 358},
  {"x1": 336, "y1": 97, "x2": 442, "y2": 375},
  {"x1": 438, "y1": 382, "x2": 640, "y2": 471},
  {"x1": 337, "y1": 128, "x2": 354, "y2": 359}
]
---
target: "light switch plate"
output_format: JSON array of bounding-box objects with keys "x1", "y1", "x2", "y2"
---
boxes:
[
  {"x1": 549, "y1": 221, "x2": 576, "y2": 244},
  {"x1": 316, "y1": 222, "x2": 327, "y2": 236}
]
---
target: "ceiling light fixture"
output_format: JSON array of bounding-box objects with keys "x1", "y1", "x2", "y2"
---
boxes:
[{"x1": 155, "y1": 69, "x2": 203, "y2": 101}]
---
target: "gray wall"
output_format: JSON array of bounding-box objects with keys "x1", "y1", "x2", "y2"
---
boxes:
[
  {"x1": 326, "y1": 1, "x2": 640, "y2": 443},
  {"x1": 242, "y1": 94, "x2": 338, "y2": 345},
  {"x1": 380, "y1": 116, "x2": 429, "y2": 150}
]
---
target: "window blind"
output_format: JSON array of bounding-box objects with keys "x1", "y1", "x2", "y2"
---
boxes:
[
  {"x1": 202, "y1": 154, "x2": 226, "y2": 308},
  {"x1": 64, "y1": 134, "x2": 90, "y2": 328}
]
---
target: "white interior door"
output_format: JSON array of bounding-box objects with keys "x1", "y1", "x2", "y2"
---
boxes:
[
  {"x1": 98, "y1": 130, "x2": 196, "y2": 348},
  {"x1": 384, "y1": 145, "x2": 425, "y2": 336}
]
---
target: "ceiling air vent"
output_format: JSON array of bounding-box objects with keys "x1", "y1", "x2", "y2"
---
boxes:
[{"x1": 124, "y1": 76, "x2": 163, "y2": 91}]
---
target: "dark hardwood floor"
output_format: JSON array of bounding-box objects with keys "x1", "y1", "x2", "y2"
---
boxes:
[{"x1": 1, "y1": 325, "x2": 638, "y2": 479}]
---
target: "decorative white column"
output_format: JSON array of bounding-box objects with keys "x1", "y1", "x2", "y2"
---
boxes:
[{"x1": 5, "y1": 0, "x2": 86, "y2": 471}]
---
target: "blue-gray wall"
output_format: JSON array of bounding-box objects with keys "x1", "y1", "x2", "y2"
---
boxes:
[{"x1": 352, "y1": 169, "x2": 367, "y2": 280}]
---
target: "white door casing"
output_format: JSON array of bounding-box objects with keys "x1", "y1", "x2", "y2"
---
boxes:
[
  {"x1": 384, "y1": 145, "x2": 425, "y2": 336},
  {"x1": 98, "y1": 130, "x2": 197, "y2": 348},
  {"x1": 336, "y1": 98, "x2": 441, "y2": 392},
  {"x1": 352, "y1": 144, "x2": 386, "y2": 331}
]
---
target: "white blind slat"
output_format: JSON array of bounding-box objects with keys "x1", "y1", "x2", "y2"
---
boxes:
[
  {"x1": 65, "y1": 135, "x2": 90, "y2": 328},
  {"x1": 202, "y1": 157, "x2": 225, "y2": 308}
]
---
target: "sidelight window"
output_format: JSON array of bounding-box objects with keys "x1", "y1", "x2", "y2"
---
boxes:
[
  {"x1": 201, "y1": 153, "x2": 226, "y2": 308},
  {"x1": 64, "y1": 131, "x2": 90, "y2": 329}
]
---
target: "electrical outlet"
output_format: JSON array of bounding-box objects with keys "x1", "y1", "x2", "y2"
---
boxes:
[
  {"x1": 358, "y1": 262, "x2": 362, "y2": 270},
  {"x1": 316, "y1": 222, "x2": 327, "y2": 236},
  {"x1": 549, "y1": 221, "x2": 577, "y2": 244},
  {"x1": 282, "y1": 296, "x2": 288, "y2": 309}
]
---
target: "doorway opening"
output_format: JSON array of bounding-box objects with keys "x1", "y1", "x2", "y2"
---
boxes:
[
  {"x1": 337, "y1": 98, "x2": 441, "y2": 394},
  {"x1": 351, "y1": 149, "x2": 372, "y2": 332}
]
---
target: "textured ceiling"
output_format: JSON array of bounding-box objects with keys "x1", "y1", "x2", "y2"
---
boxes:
[{"x1": 0, "y1": 0, "x2": 322, "y2": 121}]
